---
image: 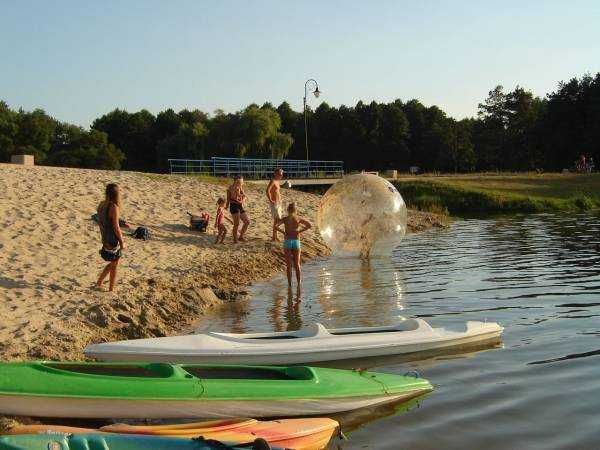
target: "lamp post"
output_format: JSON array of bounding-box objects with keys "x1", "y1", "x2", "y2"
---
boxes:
[{"x1": 303, "y1": 78, "x2": 321, "y2": 161}]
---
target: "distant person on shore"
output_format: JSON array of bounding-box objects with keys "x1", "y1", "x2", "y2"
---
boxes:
[
  {"x1": 95, "y1": 183, "x2": 125, "y2": 292},
  {"x1": 276, "y1": 202, "x2": 312, "y2": 297},
  {"x1": 214, "y1": 197, "x2": 233, "y2": 244},
  {"x1": 266, "y1": 168, "x2": 284, "y2": 242},
  {"x1": 226, "y1": 175, "x2": 250, "y2": 243},
  {"x1": 578, "y1": 154, "x2": 587, "y2": 172}
]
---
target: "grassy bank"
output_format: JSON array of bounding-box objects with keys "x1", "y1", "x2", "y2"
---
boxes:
[{"x1": 393, "y1": 173, "x2": 600, "y2": 215}]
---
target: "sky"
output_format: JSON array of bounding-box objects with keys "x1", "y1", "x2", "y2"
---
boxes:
[{"x1": 1, "y1": 0, "x2": 600, "y2": 127}]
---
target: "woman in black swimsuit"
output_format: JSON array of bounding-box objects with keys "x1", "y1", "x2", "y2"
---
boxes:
[
  {"x1": 226, "y1": 176, "x2": 250, "y2": 243},
  {"x1": 95, "y1": 183, "x2": 125, "y2": 292}
]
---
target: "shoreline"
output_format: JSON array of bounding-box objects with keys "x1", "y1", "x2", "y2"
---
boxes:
[
  {"x1": 0, "y1": 163, "x2": 447, "y2": 432},
  {"x1": 0, "y1": 164, "x2": 448, "y2": 362},
  {"x1": 393, "y1": 173, "x2": 600, "y2": 214}
]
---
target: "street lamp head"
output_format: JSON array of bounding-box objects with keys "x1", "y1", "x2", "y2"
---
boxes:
[{"x1": 314, "y1": 86, "x2": 321, "y2": 98}]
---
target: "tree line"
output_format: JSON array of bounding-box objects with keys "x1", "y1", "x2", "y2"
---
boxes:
[{"x1": 1, "y1": 72, "x2": 599, "y2": 173}]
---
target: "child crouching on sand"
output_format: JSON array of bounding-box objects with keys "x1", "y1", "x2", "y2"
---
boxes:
[
  {"x1": 276, "y1": 202, "x2": 311, "y2": 297},
  {"x1": 215, "y1": 198, "x2": 233, "y2": 244}
]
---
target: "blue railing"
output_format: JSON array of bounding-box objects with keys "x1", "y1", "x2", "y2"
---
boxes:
[{"x1": 168, "y1": 157, "x2": 344, "y2": 179}]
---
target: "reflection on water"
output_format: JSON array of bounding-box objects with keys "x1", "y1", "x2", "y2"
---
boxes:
[
  {"x1": 332, "y1": 393, "x2": 430, "y2": 437},
  {"x1": 198, "y1": 214, "x2": 600, "y2": 449},
  {"x1": 197, "y1": 256, "x2": 408, "y2": 333}
]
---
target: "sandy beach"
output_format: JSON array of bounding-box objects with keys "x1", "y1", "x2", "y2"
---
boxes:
[{"x1": 0, "y1": 163, "x2": 447, "y2": 362}]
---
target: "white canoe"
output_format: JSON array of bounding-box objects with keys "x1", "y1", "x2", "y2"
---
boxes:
[{"x1": 85, "y1": 318, "x2": 503, "y2": 365}]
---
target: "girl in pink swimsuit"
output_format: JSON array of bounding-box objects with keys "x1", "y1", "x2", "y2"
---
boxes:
[{"x1": 215, "y1": 198, "x2": 233, "y2": 244}]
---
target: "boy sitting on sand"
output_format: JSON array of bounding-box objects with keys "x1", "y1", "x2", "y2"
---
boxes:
[
  {"x1": 189, "y1": 210, "x2": 210, "y2": 232},
  {"x1": 215, "y1": 198, "x2": 233, "y2": 244},
  {"x1": 276, "y1": 202, "x2": 312, "y2": 297}
]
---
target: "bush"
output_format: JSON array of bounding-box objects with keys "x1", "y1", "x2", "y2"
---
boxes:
[
  {"x1": 395, "y1": 181, "x2": 564, "y2": 215},
  {"x1": 409, "y1": 194, "x2": 449, "y2": 215},
  {"x1": 571, "y1": 194, "x2": 595, "y2": 211}
]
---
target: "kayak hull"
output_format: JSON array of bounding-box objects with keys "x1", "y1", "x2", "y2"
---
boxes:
[
  {"x1": 0, "y1": 433, "x2": 275, "y2": 450},
  {"x1": 10, "y1": 418, "x2": 340, "y2": 450},
  {"x1": 85, "y1": 319, "x2": 503, "y2": 365},
  {"x1": 0, "y1": 390, "x2": 423, "y2": 418},
  {"x1": 0, "y1": 361, "x2": 432, "y2": 419}
]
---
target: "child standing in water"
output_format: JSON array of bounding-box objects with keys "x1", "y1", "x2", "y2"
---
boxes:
[
  {"x1": 215, "y1": 197, "x2": 233, "y2": 244},
  {"x1": 276, "y1": 202, "x2": 312, "y2": 297}
]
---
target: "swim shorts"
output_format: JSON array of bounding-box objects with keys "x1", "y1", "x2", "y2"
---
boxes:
[
  {"x1": 269, "y1": 201, "x2": 282, "y2": 220},
  {"x1": 229, "y1": 202, "x2": 245, "y2": 215},
  {"x1": 283, "y1": 239, "x2": 301, "y2": 251},
  {"x1": 100, "y1": 247, "x2": 121, "y2": 262}
]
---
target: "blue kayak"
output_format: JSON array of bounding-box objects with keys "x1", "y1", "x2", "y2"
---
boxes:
[{"x1": 0, "y1": 433, "x2": 276, "y2": 450}]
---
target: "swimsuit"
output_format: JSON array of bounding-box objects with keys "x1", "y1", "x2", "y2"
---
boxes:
[
  {"x1": 215, "y1": 208, "x2": 225, "y2": 227},
  {"x1": 97, "y1": 202, "x2": 121, "y2": 260},
  {"x1": 269, "y1": 201, "x2": 282, "y2": 220},
  {"x1": 283, "y1": 239, "x2": 301, "y2": 250},
  {"x1": 229, "y1": 202, "x2": 245, "y2": 215},
  {"x1": 229, "y1": 187, "x2": 245, "y2": 214}
]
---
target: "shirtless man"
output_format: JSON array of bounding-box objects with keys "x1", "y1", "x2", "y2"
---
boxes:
[
  {"x1": 266, "y1": 168, "x2": 284, "y2": 242},
  {"x1": 226, "y1": 176, "x2": 250, "y2": 243}
]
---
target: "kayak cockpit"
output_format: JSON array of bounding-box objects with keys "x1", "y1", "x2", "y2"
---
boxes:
[
  {"x1": 211, "y1": 323, "x2": 327, "y2": 342},
  {"x1": 181, "y1": 366, "x2": 306, "y2": 380},
  {"x1": 41, "y1": 362, "x2": 176, "y2": 378},
  {"x1": 40, "y1": 362, "x2": 317, "y2": 382},
  {"x1": 328, "y1": 319, "x2": 424, "y2": 335}
]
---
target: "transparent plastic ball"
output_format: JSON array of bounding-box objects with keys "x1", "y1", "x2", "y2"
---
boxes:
[{"x1": 317, "y1": 173, "x2": 407, "y2": 258}]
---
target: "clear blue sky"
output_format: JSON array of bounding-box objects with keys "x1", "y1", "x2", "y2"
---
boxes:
[{"x1": 2, "y1": 0, "x2": 599, "y2": 127}]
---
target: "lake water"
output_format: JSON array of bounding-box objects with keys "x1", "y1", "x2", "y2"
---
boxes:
[{"x1": 197, "y1": 214, "x2": 600, "y2": 450}]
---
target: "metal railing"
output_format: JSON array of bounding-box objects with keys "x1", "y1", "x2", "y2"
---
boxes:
[{"x1": 168, "y1": 157, "x2": 344, "y2": 179}]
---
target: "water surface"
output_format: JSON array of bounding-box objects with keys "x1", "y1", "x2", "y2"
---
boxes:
[{"x1": 197, "y1": 214, "x2": 600, "y2": 449}]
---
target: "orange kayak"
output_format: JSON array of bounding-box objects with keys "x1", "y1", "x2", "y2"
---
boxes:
[{"x1": 9, "y1": 418, "x2": 339, "y2": 450}]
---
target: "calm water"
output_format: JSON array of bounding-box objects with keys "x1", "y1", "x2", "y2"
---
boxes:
[{"x1": 197, "y1": 214, "x2": 600, "y2": 450}]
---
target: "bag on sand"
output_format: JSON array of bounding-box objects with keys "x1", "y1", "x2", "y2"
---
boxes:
[
  {"x1": 188, "y1": 212, "x2": 209, "y2": 232},
  {"x1": 133, "y1": 227, "x2": 151, "y2": 240}
]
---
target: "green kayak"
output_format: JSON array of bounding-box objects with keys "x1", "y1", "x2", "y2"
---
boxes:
[
  {"x1": 0, "y1": 361, "x2": 432, "y2": 418},
  {"x1": 0, "y1": 433, "x2": 274, "y2": 450}
]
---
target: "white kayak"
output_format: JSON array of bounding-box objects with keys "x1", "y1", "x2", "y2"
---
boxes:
[{"x1": 85, "y1": 318, "x2": 503, "y2": 365}]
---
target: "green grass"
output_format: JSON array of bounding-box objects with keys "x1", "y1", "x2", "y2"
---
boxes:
[
  {"x1": 393, "y1": 173, "x2": 600, "y2": 215},
  {"x1": 185, "y1": 173, "x2": 232, "y2": 186},
  {"x1": 140, "y1": 172, "x2": 231, "y2": 186}
]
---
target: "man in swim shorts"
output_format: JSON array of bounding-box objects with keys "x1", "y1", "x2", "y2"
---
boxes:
[{"x1": 266, "y1": 168, "x2": 284, "y2": 242}]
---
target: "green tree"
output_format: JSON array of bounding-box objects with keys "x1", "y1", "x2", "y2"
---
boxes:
[
  {"x1": 0, "y1": 101, "x2": 18, "y2": 161},
  {"x1": 156, "y1": 122, "x2": 208, "y2": 167},
  {"x1": 14, "y1": 108, "x2": 57, "y2": 163},
  {"x1": 92, "y1": 109, "x2": 155, "y2": 171},
  {"x1": 47, "y1": 124, "x2": 124, "y2": 170}
]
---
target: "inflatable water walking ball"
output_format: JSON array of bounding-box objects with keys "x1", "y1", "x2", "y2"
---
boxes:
[{"x1": 317, "y1": 173, "x2": 407, "y2": 258}]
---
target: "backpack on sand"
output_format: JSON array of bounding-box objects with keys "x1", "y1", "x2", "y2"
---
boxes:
[{"x1": 132, "y1": 226, "x2": 151, "y2": 240}]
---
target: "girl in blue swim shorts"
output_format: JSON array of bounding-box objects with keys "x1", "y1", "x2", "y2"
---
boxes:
[{"x1": 276, "y1": 202, "x2": 312, "y2": 297}]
